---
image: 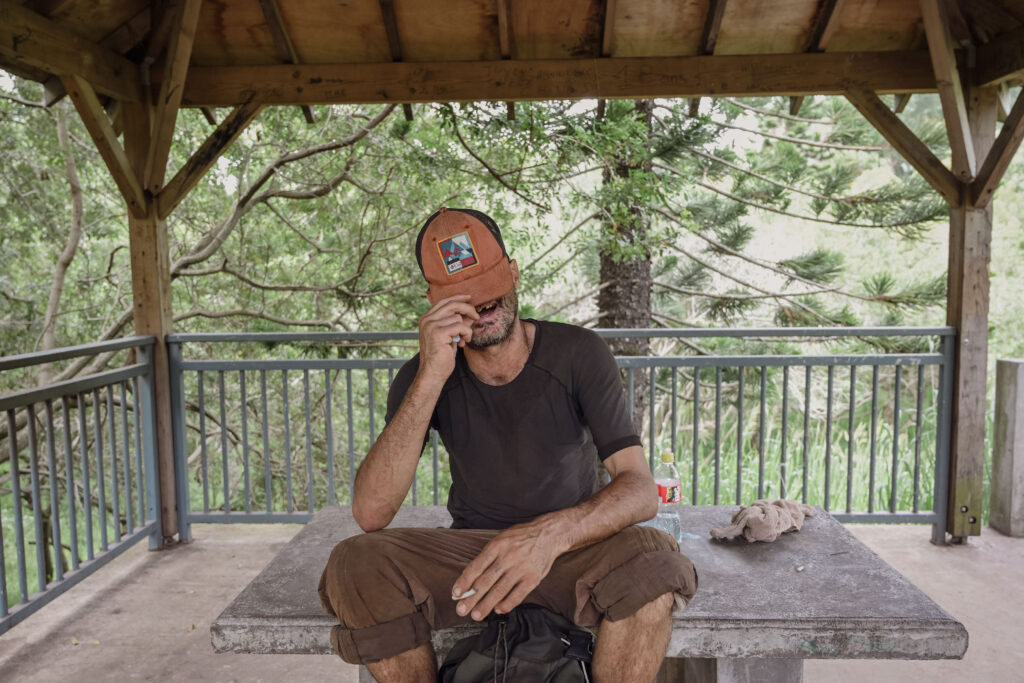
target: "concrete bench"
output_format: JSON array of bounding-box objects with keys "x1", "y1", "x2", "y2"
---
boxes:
[{"x1": 211, "y1": 505, "x2": 967, "y2": 682}]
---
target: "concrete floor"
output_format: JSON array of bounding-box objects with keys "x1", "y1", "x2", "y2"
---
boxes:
[{"x1": 1, "y1": 522, "x2": 1021, "y2": 682}]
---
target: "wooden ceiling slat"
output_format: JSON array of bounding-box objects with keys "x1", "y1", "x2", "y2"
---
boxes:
[
  {"x1": 0, "y1": 1, "x2": 141, "y2": 102},
  {"x1": 257, "y1": 0, "x2": 315, "y2": 124},
  {"x1": 921, "y1": 0, "x2": 976, "y2": 181},
  {"x1": 179, "y1": 51, "x2": 937, "y2": 107},
  {"x1": 971, "y1": 87, "x2": 1024, "y2": 207}
]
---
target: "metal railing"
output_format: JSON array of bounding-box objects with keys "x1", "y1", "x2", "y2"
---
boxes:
[
  {"x1": 0, "y1": 337, "x2": 162, "y2": 635},
  {"x1": 168, "y1": 327, "x2": 954, "y2": 543}
]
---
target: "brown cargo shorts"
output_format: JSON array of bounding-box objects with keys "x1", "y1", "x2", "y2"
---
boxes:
[{"x1": 317, "y1": 524, "x2": 697, "y2": 665}]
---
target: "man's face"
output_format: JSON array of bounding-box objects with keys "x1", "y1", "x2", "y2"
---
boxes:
[{"x1": 467, "y1": 287, "x2": 519, "y2": 349}]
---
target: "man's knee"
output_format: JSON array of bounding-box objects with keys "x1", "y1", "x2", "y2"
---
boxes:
[{"x1": 318, "y1": 532, "x2": 401, "y2": 615}]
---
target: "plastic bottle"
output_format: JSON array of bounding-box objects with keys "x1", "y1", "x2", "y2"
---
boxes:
[{"x1": 655, "y1": 451, "x2": 682, "y2": 503}]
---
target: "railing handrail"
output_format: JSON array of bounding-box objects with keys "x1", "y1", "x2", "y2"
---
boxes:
[
  {"x1": 166, "y1": 326, "x2": 956, "y2": 344},
  {"x1": 0, "y1": 336, "x2": 156, "y2": 372}
]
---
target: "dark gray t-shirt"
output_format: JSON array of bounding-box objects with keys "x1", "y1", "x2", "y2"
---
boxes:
[{"x1": 385, "y1": 320, "x2": 641, "y2": 529}]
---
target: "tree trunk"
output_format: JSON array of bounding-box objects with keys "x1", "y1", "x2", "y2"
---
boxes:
[
  {"x1": 598, "y1": 100, "x2": 654, "y2": 439},
  {"x1": 38, "y1": 103, "x2": 84, "y2": 386}
]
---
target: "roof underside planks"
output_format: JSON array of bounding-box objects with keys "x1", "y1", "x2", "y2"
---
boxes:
[{"x1": 2, "y1": 0, "x2": 1022, "y2": 108}]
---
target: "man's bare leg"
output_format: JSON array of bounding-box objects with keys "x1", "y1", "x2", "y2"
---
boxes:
[
  {"x1": 364, "y1": 642, "x2": 436, "y2": 683},
  {"x1": 591, "y1": 592, "x2": 675, "y2": 682}
]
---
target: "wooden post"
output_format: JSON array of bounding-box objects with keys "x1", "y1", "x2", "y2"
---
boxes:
[
  {"x1": 991, "y1": 359, "x2": 1024, "y2": 537},
  {"x1": 945, "y1": 85, "x2": 997, "y2": 541},
  {"x1": 124, "y1": 100, "x2": 178, "y2": 542}
]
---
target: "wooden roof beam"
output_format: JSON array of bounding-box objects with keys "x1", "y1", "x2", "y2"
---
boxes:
[
  {"x1": 845, "y1": 88, "x2": 960, "y2": 205},
  {"x1": 179, "y1": 51, "x2": 936, "y2": 107},
  {"x1": 920, "y1": 0, "x2": 976, "y2": 182},
  {"x1": 596, "y1": 0, "x2": 616, "y2": 119},
  {"x1": 791, "y1": 0, "x2": 848, "y2": 115},
  {"x1": 257, "y1": 0, "x2": 315, "y2": 124},
  {"x1": 379, "y1": 0, "x2": 414, "y2": 122},
  {"x1": 158, "y1": 100, "x2": 265, "y2": 219},
  {"x1": 0, "y1": 0, "x2": 142, "y2": 102},
  {"x1": 61, "y1": 74, "x2": 147, "y2": 218},
  {"x1": 498, "y1": 0, "x2": 516, "y2": 120},
  {"x1": 144, "y1": 0, "x2": 202, "y2": 194},
  {"x1": 971, "y1": 87, "x2": 1024, "y2": 207},
  {"x1": 691, "y1": 0, "x2": 728, "y2": 116},
  {"x1": 974, "y1": 25, "x2": 1024, "y2": 86}
]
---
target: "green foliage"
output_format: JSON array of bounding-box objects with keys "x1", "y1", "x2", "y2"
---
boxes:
[{"x1": 779, "y1": 249, "x2": 844, "y2": 284}]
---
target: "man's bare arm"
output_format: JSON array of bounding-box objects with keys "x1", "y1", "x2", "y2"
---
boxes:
[
  {"x1": 352, "y1": 295, "x2": 477, "y2": 531},
  {"x1": 452, "y1": 445, "x2": 657, "y2": 620}
]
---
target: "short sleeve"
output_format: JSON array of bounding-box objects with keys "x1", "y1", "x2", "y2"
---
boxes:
[{"x1": 572, "y1": 331, "x2": 642, "y2": 460}]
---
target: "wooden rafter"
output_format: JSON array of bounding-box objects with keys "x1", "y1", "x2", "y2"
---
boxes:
[
  {"x1": 157, "y1": 100, "x2": 265, "y2": 219},
  {"x1": 845, "y1": 88, "x2": 960, "y2": 205},
  {"x1": 700, "y1": 0, "x2": 728, "y2": 55},
  {"x1": 974, "y1": 25, "x2": 1024, "y2": 86},
  {"x1": 920, "y1": 0, "x2": 976, "y2": 182},
  {"x1": 257, "y1": 0, "x2": 315, "y2": 124},
  {"x1": 378, "y1": 0, "x2": 414, "y2": 122},
  {"x1": 791, "y1": 0, "x2": 847, "y2": 115},
  {"x1": 0, "y1": 0, "x2": 141, "y2": 102},
  {"x1": 180, "y1": 51, "x2": 936, "y2": 107},
  {"x1": 971, "y1": 88, "x2": 1024, "y2": 207},
  {"x1": 690, "y1": 0, "x2": 728, "y2": 116},
  {"x1": 497, "y1": 0, "x2": 516, "y2": 119},
  {"x1": 596, "y1": 0, "x2": 616, "y2": 118},
  {"x1": 61, "y1": 74, "x2": 147, "y2": 218},
  {"x1": 894, "y1": 93, "x2": 913, "y2": 114},
  {"x1": 27, "y1": 0, "x2": 75, "y2": 16},
  {"x1": 144, "y1": 0, "x2": 203, "y2": 194}
]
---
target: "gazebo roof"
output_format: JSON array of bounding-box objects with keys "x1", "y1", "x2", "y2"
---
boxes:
[{"x1": 2, "y1": 0, "x2": 1023, "y2": 109}]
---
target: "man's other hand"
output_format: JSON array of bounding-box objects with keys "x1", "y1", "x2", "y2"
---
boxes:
[
  {"x1": 417, "y1": 294, "x2": 478, "y2": 384},
  {"x1": 451, "y1": 517, "x2": 566, "y2": 621}
]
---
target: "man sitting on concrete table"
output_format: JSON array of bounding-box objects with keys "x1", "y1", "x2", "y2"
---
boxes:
[{"x1": 318, "y1": 208, "x2": 697, "y2": 682}]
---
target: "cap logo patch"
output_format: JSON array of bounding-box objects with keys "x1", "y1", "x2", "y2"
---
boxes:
[{"x1": 437, "y1": 231, "x2": 478, "y2": 276}]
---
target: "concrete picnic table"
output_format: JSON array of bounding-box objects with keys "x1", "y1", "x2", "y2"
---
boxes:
[{"x1": 211, "y1": 505, "x2": 967, "y2": 682}]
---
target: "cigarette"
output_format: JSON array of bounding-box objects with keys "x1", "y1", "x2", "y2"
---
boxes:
[
  {"x1": 452, "y1": 588, "x2": 476, "y2": 600},
  {"x1": 452, "y1": 335, "x2": 461, "y2": 344}
]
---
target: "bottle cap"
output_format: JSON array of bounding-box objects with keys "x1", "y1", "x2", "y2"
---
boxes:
[{"x1": 660, "y1": 451, "x2": 674, "y2": 464}]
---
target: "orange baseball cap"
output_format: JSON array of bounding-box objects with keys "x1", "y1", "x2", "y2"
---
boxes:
[{"x1": 416, "y1": 208, "x2": 515, "y2": 306}]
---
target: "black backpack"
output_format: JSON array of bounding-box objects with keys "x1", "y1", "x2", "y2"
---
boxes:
[{"x1": 438, "y1": 604, "x2": 594, "y2": 683}]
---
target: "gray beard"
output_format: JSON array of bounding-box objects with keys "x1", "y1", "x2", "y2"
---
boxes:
[{"x1": 467, "y1": 289, "x2": 518, "y2": 349}]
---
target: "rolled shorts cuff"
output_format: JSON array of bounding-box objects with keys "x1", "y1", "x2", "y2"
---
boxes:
[
  {"x1": 588, "y1": 548, "x2": 698, "y2": 623},
  {"x1": 329, "y1": 610, "x2": 433, "y2": 665}
]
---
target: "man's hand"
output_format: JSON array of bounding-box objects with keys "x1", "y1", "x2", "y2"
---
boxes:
[
  {"x1": 451, "y1": 517, "x2": 567, "y2": 621},
  {"x1": 417, "y1": 294, "x2": 478, "y2": 384}
]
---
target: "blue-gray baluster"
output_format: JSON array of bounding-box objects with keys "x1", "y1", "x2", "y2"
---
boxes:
[
  {"x1": 106, "y1": 386, "x2": 120, "y2": 543},
  {"x1": 8, "y1": 409, "x2": 28, "y2": 603},
  {"x1": 241, "y1": 371, "x2": 251, "y2": 513},
  {"x1": 43, "y1": 400, "x2": 63, "y2": 581},
  {"x1": 26, "y1": 404, "x2": 46, "y2": 591},
  {"x1": 60, "y1": 396, "x2": 79, "y2": 570}
]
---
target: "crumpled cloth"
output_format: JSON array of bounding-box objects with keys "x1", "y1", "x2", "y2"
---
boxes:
[{"x1": 709, "y1": 499, "x2": 814, "y2": 542}]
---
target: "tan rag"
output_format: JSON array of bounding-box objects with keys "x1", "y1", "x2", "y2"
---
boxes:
[{"x1": 709, "y1": 499, "x2": 814, "y2": 542}]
